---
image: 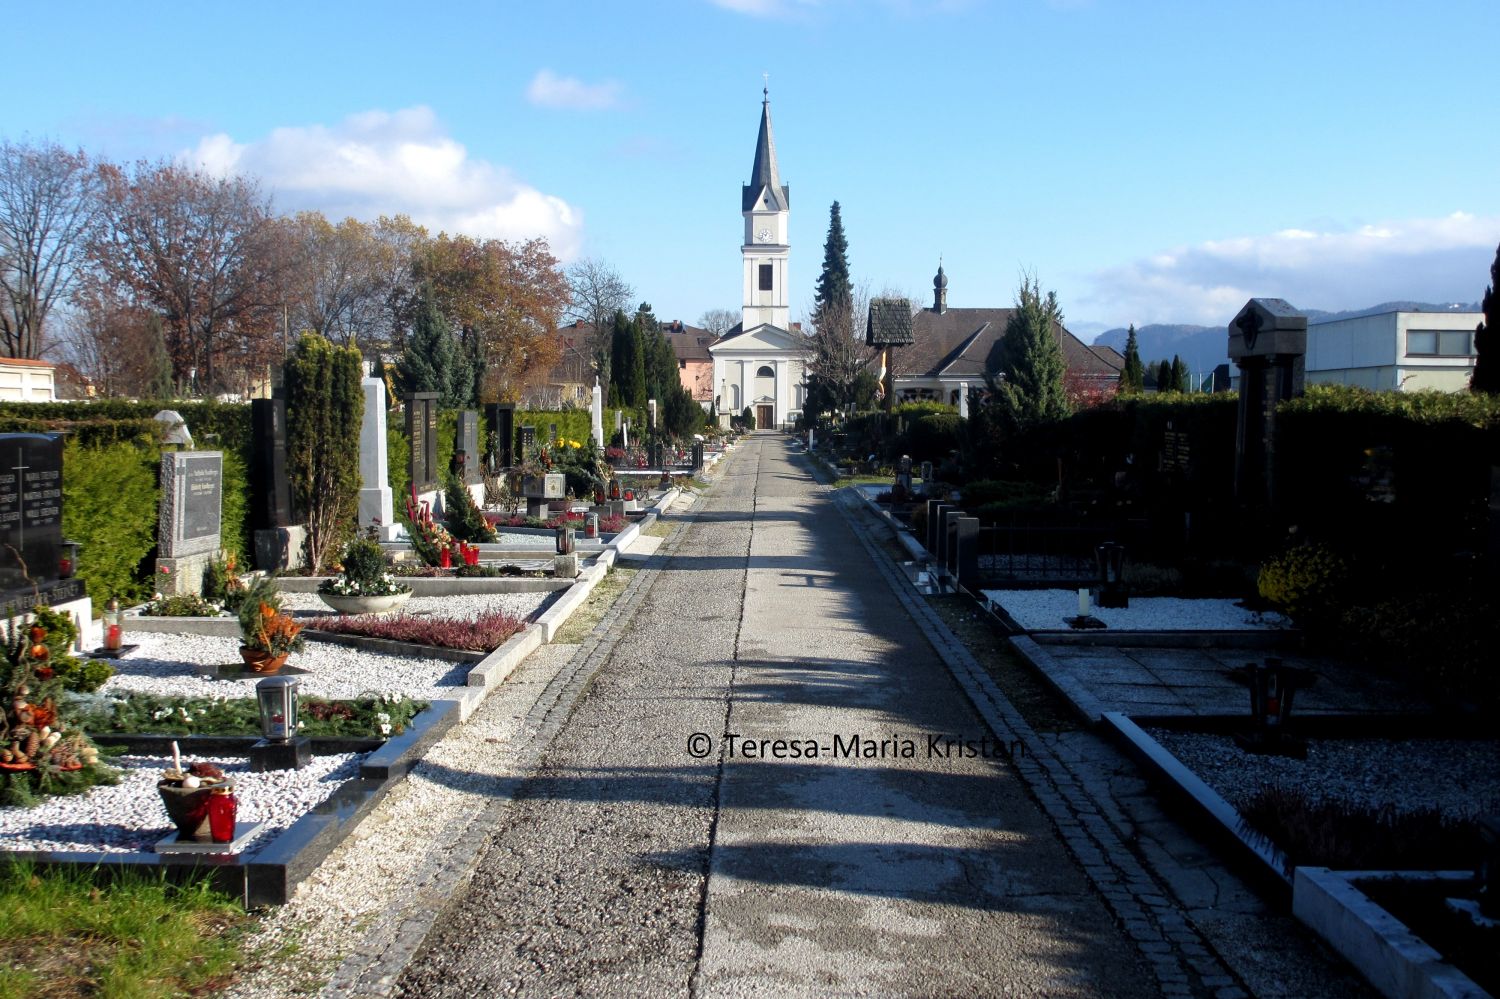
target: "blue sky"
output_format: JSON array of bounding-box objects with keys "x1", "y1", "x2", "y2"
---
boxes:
[{"x1": 5, "y1": 0, "x2": 1499, "y2": 338}]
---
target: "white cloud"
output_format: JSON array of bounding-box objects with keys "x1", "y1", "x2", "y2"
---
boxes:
[
  {"x1": 180, "y1": 106, "x2": 583, "y2": 259},
  {"x1": 1080, "y1": 212, "x2": 1499, "y2": 326},
  {"x1": 525, "y1": 70, "x2": 624, "y2": 111}
]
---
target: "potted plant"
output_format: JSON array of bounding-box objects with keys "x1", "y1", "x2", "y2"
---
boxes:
[
  {"x1": 318, "y1": 538, "x2": 413, "y2": 615},
  {"x1": 237, "y1": 576, "x2": 305, "y2": 673}
]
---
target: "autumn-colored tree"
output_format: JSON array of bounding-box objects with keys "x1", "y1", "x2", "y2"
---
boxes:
[
  {"x1": 88, "y1": 160, "x2": 289, "y2": 394},
  {"x1": 0, "y1": 139, "x2": 106, "y2": 359},
  {"x1": 414, "y1": 234, "x2": 567, "y2": 403},
  {"x1": 58, "y1": 284, "x2": 174, "y2": 398},
  {"x1": 284, "y1": 212, "x2": 402, "y2": 347}
]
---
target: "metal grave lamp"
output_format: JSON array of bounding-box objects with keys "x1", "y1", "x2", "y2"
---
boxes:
[
  {"x1": 251, "y1": 675, "x2": 311, "y2": 771},
  {"x1": 59, "y1": 539, "x2": 81, "y2": 579},
  {"x1": 1095, "y1": 542, "x2": 1128, "y2": 608},
  {"x1": 1230, "y1": 658, "x2": 1316, "y2": 758},
  {"x1": 102, "y1": 597, "x2": 124, "y2": 652},
  {"x1": 555, "y1": 523, "x2": 576, "y2": 555}
]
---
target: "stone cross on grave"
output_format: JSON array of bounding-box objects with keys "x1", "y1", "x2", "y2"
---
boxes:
[{"x1": 7, "y1": 448, "x2": 28, "y2": 550}]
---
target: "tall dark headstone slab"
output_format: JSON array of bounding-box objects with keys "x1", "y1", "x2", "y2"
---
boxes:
[
  {"x1": 157, "y1": 451, "x2": 222, "y2": 596},
  {"x1": 250, "y1": 399, "x2": 292, "y2": 530},
  {"x1": 1228, "y1": 298, "x2": 1306, "y2": 515},
  {"x1": 485, "y1": 403, "x2": 515, "y2": 470},
  {"x1": 517, "y1": 425, "x2": 536, "y2": 462},
  {"x1": 405, "y1": 393, "x2": 439, "y2": 491},
  {"x1": 0, "y1": 433, "x2": 69, "y2": 612},
  {"x1": 455, "y1": 410, "x2": 481, "y2": 484}
]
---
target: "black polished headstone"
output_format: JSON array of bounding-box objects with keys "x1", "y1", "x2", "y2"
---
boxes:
[
  {"x1": 517, "y1": 425, "x2": 536, "y2": 461},
  {"x1": 455, "y1": 411, "x2": 481, "y2": 484},
  {"x1": 0, "y1": 433, "x2": 64, "y2": 599},
  {"x1": 405, "y1": 393, "x2": 439, "y2": 490},
  {"x1": 250, "y1": 399, "x2": 293, "y2": 529},
  {"x1": 484, "y1": 403, "x2": 515, "y2": 471}
]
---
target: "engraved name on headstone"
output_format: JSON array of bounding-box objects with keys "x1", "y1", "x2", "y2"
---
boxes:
[
  {"x1": 0, "y1": 433, "x2": 64, "y2": 596},
  {"x1": 159, "y1": 451, "x2": 222, "y2": 557}
]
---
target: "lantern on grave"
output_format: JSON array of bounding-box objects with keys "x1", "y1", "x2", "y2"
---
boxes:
[
  {"x1": 1095, "y1": 542, "x2": 1128, "y2": 609},
  {"x1": 1231, "y1": 658, "x2": 1316, "y2": 757},
  {"x1": 102, "y1": 597, "x2": 124, "y2": 652},
  {"x1": 255, "y1": 675, "x2": 299, "y2": 742},
  {"x1": 59, "y1": 539, "x2": 81, "y2": 579},
  {"x1": 555, "y1": 523, "x2": 575, "y2": 555}
]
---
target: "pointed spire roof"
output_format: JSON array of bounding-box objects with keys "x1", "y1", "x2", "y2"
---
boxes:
[{"x1": 742, "y1": 89, "x2": 790, "y2": 212}]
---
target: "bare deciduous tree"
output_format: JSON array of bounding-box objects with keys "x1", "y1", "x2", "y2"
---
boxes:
[
  {"x1": 0, "y1": 140, "x2": 106, "y2": 359},
  {"x1": 284, "y1": 211, "x2": 401, "y2": 348},
  {"x1": 565, "y1": 257, "x2": 633, "y2": 382},
  {"x1": 89, "y1": 160, "x2": 290, "y2": 394},
  {"x1": 697, "y1": 308, "x2": 739, "y2": 336}
]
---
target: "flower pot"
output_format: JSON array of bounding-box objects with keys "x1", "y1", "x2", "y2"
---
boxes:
[
  {"x1": 158, "y1": 779, "x2": 235, "y2": 841},
  {"x1": 239, "y1": 647, "x2": 289, "y2": 674},
  {"x1": 318, "y1": 591, "x2": 412, "y2": 616}
]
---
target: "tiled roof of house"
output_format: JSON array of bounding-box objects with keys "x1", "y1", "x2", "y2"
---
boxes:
[
  {"x1": 662, "y1": 321, "x2": 716, "y2": 362},
  {"x1": 877, "y1": 307, "x2": 1117, "y2": 379}
]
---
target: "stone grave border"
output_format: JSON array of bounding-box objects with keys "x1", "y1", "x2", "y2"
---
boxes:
[
  {"x1": 1106, "y1": 711, "x2": 1496, "y2": 998},
  {"x1": 1292, "y1": 868, "x2": 1488, "y2": 999},
  {"x1": 0, "y1": 491, "x2": 685, "y2": 905}
]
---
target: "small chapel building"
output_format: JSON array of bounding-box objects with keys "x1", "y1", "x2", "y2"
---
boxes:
[{"x1": 709, "y1": 91, "x2": 809, "y2": 430}]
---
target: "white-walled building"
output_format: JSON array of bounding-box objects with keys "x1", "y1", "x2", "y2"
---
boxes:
[
  {"x1": 709, "y1": 90, "x2": 808, "y2": 430},
  {"x1": 0, "y1": 358, "x2": 57, "y2": 402},
  {"x1": 1305, "y1": 309, "x2": 1482, "y2": 391}
]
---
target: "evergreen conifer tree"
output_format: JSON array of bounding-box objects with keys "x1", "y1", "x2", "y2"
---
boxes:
[
  {"x1": 986, "y1": 276, "x2": 1071, "y2": 429},
  {"x1": 1120, "y1": 324, "x2": 1144, "y2": 393},
  {"x1": 1169, "y1": 355, "x2": 1188, "y2": 393},
  {"x1": 397, "y1": 284, "x2": 465, "y2": 407},
  {"x1": 1473, "y1": 242, "x2": 1500, "y2": 394},
  {"x1": 141, "y1": 315, "x2": 175, "y2": 399},
  {"x1": 1155, "y1": 359, "x2": 1172, "y2": 392},
  {"x1": 813, "y1": 202, "x2": 852, "y2": 319}
]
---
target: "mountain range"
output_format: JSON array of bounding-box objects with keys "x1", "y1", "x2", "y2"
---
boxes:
[{"x1": 1089, "y1": 301, "x2": 1481, "y2": 375}]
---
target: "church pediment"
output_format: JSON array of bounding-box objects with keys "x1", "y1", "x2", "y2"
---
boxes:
[{"x1": 709, "y1": 323, "x2": 807, "y2": 355}]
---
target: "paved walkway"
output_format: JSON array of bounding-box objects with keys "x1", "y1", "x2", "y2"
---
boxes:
[{"x1": 394, "y1": 436, "x2": 1154, "y2": 996}]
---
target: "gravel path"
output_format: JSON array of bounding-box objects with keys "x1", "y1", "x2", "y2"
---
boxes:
[
  {"x1": 0, "y1": 751, "x2": 360, "y2": 854},
  {"x1": 1150, "y1": 728, "x2": 1500, "y2": 818},
  {"x1": 984, "y1": 588, "x2": 1291, "y2": 631}
]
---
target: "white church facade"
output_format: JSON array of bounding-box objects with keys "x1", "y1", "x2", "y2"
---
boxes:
[{"x1": 710, "y1": 91, "x2": 808, "y2": 430}]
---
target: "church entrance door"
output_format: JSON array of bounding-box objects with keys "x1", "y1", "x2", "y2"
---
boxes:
[{"x1": 756, "y1": 405, "x2": 774, "y2": 430}]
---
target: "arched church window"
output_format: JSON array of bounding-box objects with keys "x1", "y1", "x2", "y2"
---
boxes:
[{"x1": 757, "y1": 365, "x2": 775, "y2": 378}]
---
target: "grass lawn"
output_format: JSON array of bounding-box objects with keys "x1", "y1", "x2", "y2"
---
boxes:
[
  {"x1": 552, "y1": 567, "x2": 637, "y2": 645},
  {"x1": 0, "y1": 863, "x2": 248, "y2": 999}
]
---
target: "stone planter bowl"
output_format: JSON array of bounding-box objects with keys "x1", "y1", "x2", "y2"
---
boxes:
[
  {"x1": 158, "y1": 779, "x2": 235, "y2": 840},
  {"x1": 318, "y1": 590, "x2": 413, "y2": 616}
]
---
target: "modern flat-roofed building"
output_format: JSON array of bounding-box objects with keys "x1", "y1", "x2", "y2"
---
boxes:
[{"x1": 1305, "y1": 309, "x2": 1481, "y2": 392}]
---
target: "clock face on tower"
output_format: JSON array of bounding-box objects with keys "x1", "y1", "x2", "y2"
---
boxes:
[{"x1": 756, "y1": 228, "x2": 772, "y2": 243}]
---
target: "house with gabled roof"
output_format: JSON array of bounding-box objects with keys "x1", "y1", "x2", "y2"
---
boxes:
[{"x1": 878, "y1": 265, "x2": 1120, "y2": 406}]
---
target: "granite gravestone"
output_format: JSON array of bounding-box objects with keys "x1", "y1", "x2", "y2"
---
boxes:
[
  {"x1": 1228, "y1": 298, "x2": 1306, "y2": 515},
  {"x1": 0, "y1": 433, "x2": 82, "y2": 618},
  {"x1": 157, "y1": 451, "x2": 222, "y2": 596},
  {"x1": 484, "y1": 403, "x2": 515, "y2": 471},
  {"x1": 405, "y1": 393, "x2": 439, "y2": 491},
  {"x1": 517, "y1": 425, "x2": 536, "y2": 461},
  {"x1": 250, "y1": 398, "x2": 306, "y2": 569},
  {"x1": 455, "y1": 410, "x2": 481, "y2": 484},
  {"x1": 359, "y1": 371, "x2": 398, "y2": 541}
]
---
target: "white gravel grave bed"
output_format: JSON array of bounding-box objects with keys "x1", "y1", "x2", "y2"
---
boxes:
[
  {"x1": 96, "y1": 632, "x2": 472, "y2": 702},
  {"x1": 982, "y1": 588, "x2": 1291, "y2": 631},
  {"x1": 279, "y1": 590, "x2": 554, "y2": 621},
  {"x1": 0, "y1": 750, "x2": 361, "y2": 855},
  {"x1": 1149, "y1": 728, "x2": 1500, "y2": 820}
]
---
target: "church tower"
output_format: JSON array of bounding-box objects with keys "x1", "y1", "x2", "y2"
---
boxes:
[{"x1": 741, "y1": 88, "x2": 790, "y2": 331}]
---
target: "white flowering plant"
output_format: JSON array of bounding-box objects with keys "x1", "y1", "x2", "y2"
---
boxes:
[{"x1": 318, "y1": 538, "x2": 412, "y2": 598}]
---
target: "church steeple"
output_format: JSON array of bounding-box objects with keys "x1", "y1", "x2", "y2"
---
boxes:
[
  {"x1": 743, "y1": 88, "x2": 789, "y2": 212},
  {"x1": 741, "y1": 87, "x2": 790, "y2": 331}
]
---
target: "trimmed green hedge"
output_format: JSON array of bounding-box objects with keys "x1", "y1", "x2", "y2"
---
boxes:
[{"x1": 2, "y1": 402, "x2": 255, "y2": 602}]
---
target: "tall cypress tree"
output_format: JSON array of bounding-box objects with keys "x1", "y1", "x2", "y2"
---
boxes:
[
  {"x1": 1170, "y1": 355, "x2": 1188, "y2": 393},
  {"x1": 813, "y1": 201, "x2": 852, "y2": 319},
  {"x1": 1473, "y1": 242, "x2": 1500, "y2": 394},
  {"x1": 285, "y1": 333, "x2": 363, "y2": 572},
  {"x1": 1154, "y1": 359, "x2": 1172, "y2": 392},
  {"x1": 1120, "y1": 324, "x2": 1144, "y2": 394},
  {"x1": 609, "y1": 311, "x2": 646, "y2": 409}
]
